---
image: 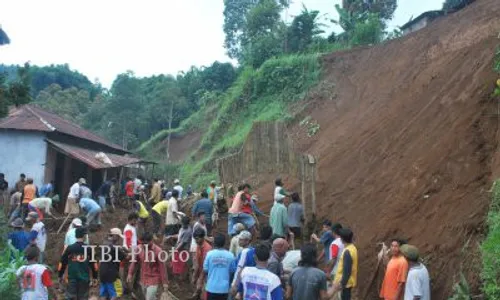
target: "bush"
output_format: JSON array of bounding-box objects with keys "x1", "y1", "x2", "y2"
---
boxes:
[
  {"x1": 349, "y1": 14, "x2": 384, "y2": 46},
  {"x1": 481, "y1": 179, "x2": 500, "y2": 299},
  {"x1": 0, "y1": 213, "x2": 24, "y2": 300}
]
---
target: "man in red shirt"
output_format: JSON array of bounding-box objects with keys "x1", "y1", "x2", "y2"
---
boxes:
[
  {"x1": 192, "y1": 227, "x2": 212, "y2": 299},
  {"x1": 125, "y1": 177, "x2": 134, "y2": 208},
  {"x1": 127, "y1": 232, "x2": 168, "y2": 300}
]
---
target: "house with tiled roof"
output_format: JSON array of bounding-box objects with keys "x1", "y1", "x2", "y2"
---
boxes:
[{"x1": 0, "y1": 104, "x2": 152, "y2": 206}]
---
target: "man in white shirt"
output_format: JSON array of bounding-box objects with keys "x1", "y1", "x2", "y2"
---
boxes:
[
  {"x1": 401, "y1": 244, "x2": 430, "y2": 300},
  {"x1": 65, "y1": 178, "x2": 84, "y2": 215},
  {"x1": 29, "y1": 197, "x2": 56, "y2": 220},
  {"x1": 173, "y1": 179, "x2": 183, "y2": 200},
  {"x1": 133, "y1": 176, "x2": 143, "y2": 201},
  {"x1": 26, "y1": 212, "x2": 47, "y2": 263},
  {"x1": 165, "y1": 189, "x2": 180, "y2": 236},
  {"x1": 123, "y1": 213, "x2": 139, "y2": 250}
]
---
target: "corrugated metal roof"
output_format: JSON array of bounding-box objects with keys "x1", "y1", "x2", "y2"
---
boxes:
[
  {"x1": 47, "y1": 140, "x2": 144, "y2": 169},
  {"x1": 0, "y1": 105, "x2": 125, "y2": 151}
]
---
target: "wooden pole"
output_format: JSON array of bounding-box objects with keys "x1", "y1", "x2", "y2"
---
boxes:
[
  {"x1": 301, "y1": 156, "x2": 307, "y2": 223},
  {"x1": 57, "y1": 213, "x2": 71, "y2": 234},
  {"x1": 311, "y1": 159, "x2": 317, "y2": 216},
  {"x1": 307, "y1": 155, "x2": 317, "y2": 216}
]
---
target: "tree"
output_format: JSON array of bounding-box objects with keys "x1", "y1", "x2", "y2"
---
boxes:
[
  {"x1": 223, "y1": 0, "x2": 288, "y2": 63},
  {"x1": 442, "y1": 0, "x2": 474, "y2": 12},
  {"x1": 331, "y1": 4, "x2": 383, "y2": 46},
  {"x1": 287, "y1": 5, "x2": 325, "y2": 53},
  {"x1": 35, "y1": 84, "x2": 92, "y2": 122},
  {"x1": 0, "y1": 63, "x2": 32, "y2": 118},
  {"x1": 146, "y1": 76, "x2": 187, "y2": 161},
  {"x1": 342, "y1": 0, "x2": 397, "y2": 21},
  {"x1": 223, "y1": 0, "x2": 260, "y2": 60},
  {"x1": 107, "y1": 71, "x2": 143, "y2": 149},
  {"x1": 242, "y1": 0, "x2": 285, "y2": 67}
]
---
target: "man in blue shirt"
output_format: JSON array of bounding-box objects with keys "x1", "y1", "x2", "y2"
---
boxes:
[
  {"x1": 203, "y1": 233, "x2": 235, "y2": 300},
  {"x1": 39, "y1": 180, "x2": 54, "y2": 197},
  {"x1": 78, "y1": 198, "x2": 102, "y2": 226},
  {"x1": 311, "y1": 220, "x2": 334, "y2": 264},
  {"x1": 8, "y1": 217, "x2": 32, "y2": 254},
  {"x1": 236, "y1": 242, "x2": 283, "y2": 300},
  {"x1": 192, "y1": 190, "x2": 214, "y2": 235}
]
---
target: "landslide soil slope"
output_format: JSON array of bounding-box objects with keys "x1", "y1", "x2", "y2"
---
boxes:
[{"x1": 286, "y1": 0, "x2": 500, "y2": 298}]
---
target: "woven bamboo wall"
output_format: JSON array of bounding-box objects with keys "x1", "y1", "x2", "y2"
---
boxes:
[{"x1": 216, "y1": 121, "x2": 317, "y2": 220}]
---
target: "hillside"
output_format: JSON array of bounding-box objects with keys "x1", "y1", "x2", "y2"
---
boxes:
[
  {"x1": 137, "y1": 0, "x2": 500, "y2": 297},
  {"x1": 282, "y1": 0, "x2": 500, "y2": 298}
]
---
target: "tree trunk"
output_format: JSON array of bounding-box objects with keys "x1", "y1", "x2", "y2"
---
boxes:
[{"x1": 166, "y1": 100, "x2": 174, "y2": 162}]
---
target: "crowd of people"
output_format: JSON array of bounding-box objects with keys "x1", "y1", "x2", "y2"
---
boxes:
[{"x1": 0, "y1": 172, "x2": 431, "y2": 300}]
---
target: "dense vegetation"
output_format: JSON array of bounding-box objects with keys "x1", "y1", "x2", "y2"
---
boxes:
[{"x1": 482, "y1": 180, "x2": 500, "y2": 299}]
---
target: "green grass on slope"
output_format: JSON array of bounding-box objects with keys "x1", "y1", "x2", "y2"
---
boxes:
[
  {"x1": 481, "y1": 179, "x2": 500, "y2": 299},
  {"x1": 141, "y1": 53, "x2": 322, "y2": 189}
]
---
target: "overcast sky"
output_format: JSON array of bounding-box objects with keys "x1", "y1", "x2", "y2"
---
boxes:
[{"x1": 1, "y1": 0, "x2": 441, "y2": 87}]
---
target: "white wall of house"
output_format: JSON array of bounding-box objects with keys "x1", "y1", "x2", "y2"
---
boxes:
[{"x1": 0, "y1": 131, "x2": 48, "y2": 189}]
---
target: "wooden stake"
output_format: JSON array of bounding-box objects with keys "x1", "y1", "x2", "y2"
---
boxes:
[{"x1": 57, "y1": 213, "x2": 71, "y2": 234}]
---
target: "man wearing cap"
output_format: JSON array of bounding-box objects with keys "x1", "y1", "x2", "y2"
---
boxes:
[
  {"x1": 173, "y1": 179, "x2": 183, "y2": 200},
  {"x1": 270, "y1": 193, "x2": 289, "y2": 238},
  {"x1": 231, "y1": 230, "x2": 255, "y2": 293},
  {"x1": 230, "y1": 223, "x2": 245, "y2": 257},
  {"x1": 64, "y1": 218, "x2": 88, "y2": 248},
  {"x1": 59, "y1": 227, "x2": 98, "y2": 300},
  {"x1": 99, "y1": 228, "x2": 127, "y2": 300},
  {"x1": 401, "y1": 245, "x2": 430, "y2": 300},
  {"x1": 8, "y1": 217, "x2": 32, "y2": 253},
  {"x1": 26, "y1": 212, "x2": 47, "y2": 263},
  {"x1": 65, "y1": 179, "x2": 84, "y2": 216}
]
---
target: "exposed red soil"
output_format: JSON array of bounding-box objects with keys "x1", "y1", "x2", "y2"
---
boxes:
[
  {"x1": 159, "y1": 131, "x2": 202, "y2": 163},
  {"x1": 257, "y1": 1, "x2": 500, "y2": 299}
]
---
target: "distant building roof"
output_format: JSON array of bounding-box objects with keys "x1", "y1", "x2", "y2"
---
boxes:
[
  {"x1": 46, "y1": 140, "x2": 151, "y2": 169},
  {"x1": 0, "y1": 104, "x2": 126, "y2": 152},
  {"x1": 400, "y1": 10, "x2": 445, "y2": 31}
]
